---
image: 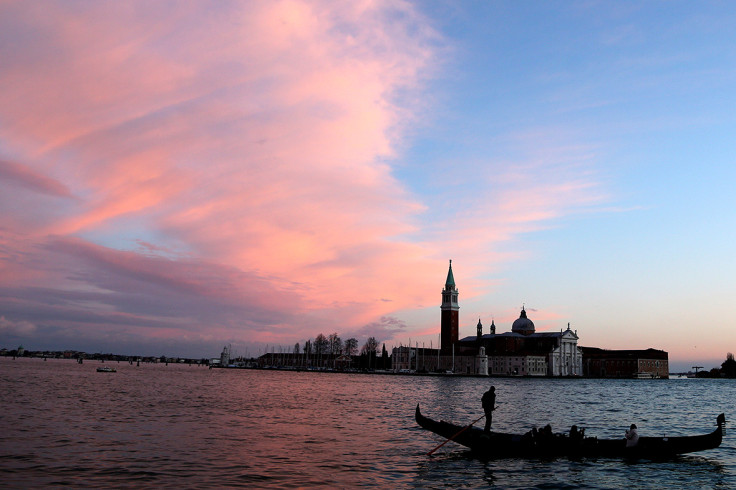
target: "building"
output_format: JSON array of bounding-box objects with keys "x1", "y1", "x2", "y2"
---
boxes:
[
  {"x1": 392, "y1": 261, "x2": 583, "y2": 376},
  {"x1": 440, "y1": 260, "x2": 459, "y2": 355},
  {"x1": 220, "y1": 345, "x2": 231, "y2": 366},
  {"x1": 392, "y1": 260, "x2": 474, "y2": 374},
  {"x1": 391, "y1": 345, "x2": 445, "y2": 373},
  {"x1": 581, "y1": 347, "x2": 669, "y2": 378},
  {"x1": 392, "y1": 260, "x2": 668, "y2": 377},
  {"x1": 458, "y1": 310, "x2": 583, "y2": 376}
]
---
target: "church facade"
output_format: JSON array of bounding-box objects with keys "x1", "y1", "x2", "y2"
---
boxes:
[
  {"x1": 458, "y1": 314, "x2": 583, "y2": 376},
  {"x1": 392, "y1": 260, "x2": 583, "y2": 376}
]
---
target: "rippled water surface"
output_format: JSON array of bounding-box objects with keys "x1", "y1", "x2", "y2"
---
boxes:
[{"x1": 1, "y1": 357, "x2": 735, "y2": 488}]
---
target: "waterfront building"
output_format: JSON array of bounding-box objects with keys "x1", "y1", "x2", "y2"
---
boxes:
[
  {"x1": 581, "y1": 347, "x2": 669, "y2": 378},
  {"x1": 391, "y1": 260, "x2": 671, "y2": 377},
  {"x1": 391, "y1": 345, "x2": 446, "y2": 373},
  {"x1": 458, "y1": 311, "x2": 583, "y2": 376},
  {"x1": 392, "y1": 261, "x2": 479, "y2": 374},
  {"x1": 220, "y1": 345, "x2": 231, "y2": 366},
  {"x1": 392, "y1": 261, "x2": 585, "y2": 376}
]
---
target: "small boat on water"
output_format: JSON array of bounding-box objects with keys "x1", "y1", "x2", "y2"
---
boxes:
[
  {"x1": 416, "y1": 405, "x2": 725, "y2": 459},
  {"x1": 96, "y1": 366, "x2": 116, "y2": 373}
]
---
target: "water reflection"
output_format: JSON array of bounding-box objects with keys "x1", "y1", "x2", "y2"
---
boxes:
[{"x1": 413, "y1": 451, "x2": 730, "y2": 489}]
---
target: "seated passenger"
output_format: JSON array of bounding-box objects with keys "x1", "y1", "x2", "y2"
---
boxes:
[
  {"x1": 569, "y1": 425, "x2": 579, "y2": 439},
  {"x1": 625, "y1": 424, "x2": 639, "y2": 447}
]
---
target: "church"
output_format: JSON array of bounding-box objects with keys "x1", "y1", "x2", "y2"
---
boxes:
[{"x1": 392, "y1": 260, "x2": 583, "y2": 376}]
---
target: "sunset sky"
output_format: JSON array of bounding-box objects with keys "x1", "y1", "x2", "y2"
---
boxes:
[{"x1": 2, "y1": 1, "x2": 735, "y2": 371}]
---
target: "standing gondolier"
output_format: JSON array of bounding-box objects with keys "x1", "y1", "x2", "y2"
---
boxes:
[{"x1": 481, "y1": 385, "x2": 496, "y2": 433}]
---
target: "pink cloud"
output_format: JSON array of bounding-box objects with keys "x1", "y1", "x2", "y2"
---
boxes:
[
  {"x1": 0, "y1": 1, "x2": 445, "y2": 352},
  {"x1": 0, "y1": 1, "x2": 615, "y2": 355},
  {"x1": 0, "y1": 159, "x2": 72, "y2": 197}
]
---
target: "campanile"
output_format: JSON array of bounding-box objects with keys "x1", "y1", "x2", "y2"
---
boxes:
[{"x1": 440, "y1": 260, "x2": 459, "y2": 354}]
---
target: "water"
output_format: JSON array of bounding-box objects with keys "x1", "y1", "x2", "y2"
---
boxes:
[{"x1": 1, "y1": 357, "x2": 734, "y2": 488}]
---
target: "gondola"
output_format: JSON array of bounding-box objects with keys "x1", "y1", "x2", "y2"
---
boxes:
[{"x1": 416, "y1": 405, "x2": 725, "y2": 459}]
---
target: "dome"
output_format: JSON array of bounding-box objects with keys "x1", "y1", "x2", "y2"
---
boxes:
[{"x1": 512, "y1": 308, "x2": 535, "y2": 335}]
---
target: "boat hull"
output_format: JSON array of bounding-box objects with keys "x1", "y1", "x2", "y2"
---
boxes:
[{"x1": 415, "y1": 405, "x2": 724, "y2": 459}]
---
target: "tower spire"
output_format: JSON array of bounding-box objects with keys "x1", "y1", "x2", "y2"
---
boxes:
[
  {"x1": 445, "y1": 259, "x2": 455, "y2": 288},
  {"x1": 440, "y1": 260, "x2": 459, "y2": 354}
]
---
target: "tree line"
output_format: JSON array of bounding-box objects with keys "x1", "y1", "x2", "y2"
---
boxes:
[
  {"x1": 296, "y1": 333, "x2": 379, "y2": 358},
  {"x1": 260, "y1": 333, "x2": 390, "y2": 370}
]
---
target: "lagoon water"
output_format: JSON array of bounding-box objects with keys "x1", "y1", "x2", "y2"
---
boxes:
[{"x1": 1, "y1": 357, "x2": 734, "y2": 488}]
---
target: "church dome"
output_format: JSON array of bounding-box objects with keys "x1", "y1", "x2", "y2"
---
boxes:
[{"x1": 512, "y1": 308, "x2": 535, "y2": 335}]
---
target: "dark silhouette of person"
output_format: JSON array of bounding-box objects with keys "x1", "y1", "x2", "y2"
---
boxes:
[
  {"x1": 569, "y1": 425, "x2": 584, "y2": 447},
  {"x1": 625, "y1": 423, "x2": 639, "y2": 447},
  {"x1": 481, "y1": 385, "x2": 496, "y2": 433}
]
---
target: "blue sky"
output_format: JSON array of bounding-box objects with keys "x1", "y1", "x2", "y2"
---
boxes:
[{"x1": 396, "y1": 1, "x2": 736, "y2": 371}]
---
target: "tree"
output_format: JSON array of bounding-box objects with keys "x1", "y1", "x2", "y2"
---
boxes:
[
  {"x1": 361, "y1": 337, "x2": 379, "y2": 370},
  {"x1": 293, "y1": 343, "x2": 300, "y2": 355},
  {"x1": 328, "y1": 333, "x2": 342, "y2": 356},
  {"x1": 722, "y1": 352, "x2": 736, "y2": 378},
  {"x1": 303, "y1": 340, "x2": 312, "y2": 368},
  {"x1": 344, "y1": 338, "x2": 358, "y2": 356},
  {"x1": 314, "y1": 334, "x2": 327, "y2": 355},
  {"x1": 329, "y1": 333, "x2": 342, "y2": 368},
  {"x1": 315, "y1": 334, "x2": 328, "y2": 366}
]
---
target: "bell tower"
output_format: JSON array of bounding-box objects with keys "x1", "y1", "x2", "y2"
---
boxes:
[{"x1": 440, "y1": 260, "x2": 459, "y2": 354}]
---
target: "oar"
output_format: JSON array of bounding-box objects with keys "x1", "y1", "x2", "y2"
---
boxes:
[
  {"x1": 426, "y1": 414, "x2": 485, "y2": 456},
  {"x1": 426, "y1": 405, "x2": 500, "y2": 456}
]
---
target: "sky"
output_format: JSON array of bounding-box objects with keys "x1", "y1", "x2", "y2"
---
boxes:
[{"x1": 1, "y1": 1, "x2": 735, "y2": 371}]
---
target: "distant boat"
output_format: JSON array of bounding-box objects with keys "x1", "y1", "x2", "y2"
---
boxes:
[
  {"x1": 415, "y1": 405, "x2": 724, "y2": 459},
  {"x1": 96, "y1": 366, "x2": 116, "y2": 373}
]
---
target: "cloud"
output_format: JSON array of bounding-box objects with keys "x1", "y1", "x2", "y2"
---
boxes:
[
  {"x1": 353, "y1": 316, "x2": 410, "y2": 345},
  {"x1": 0, "y1": 1, "x2": 608, "y2": 355},
  {"x1": 0, "y1": 159, "x2": 72, "y2": 197},
  {"x1": 0, "y1": 316, "x2": 37, "y2": 337},
  {"x1": 0, "y1": 1, "x2": 445, "y2": 353}
]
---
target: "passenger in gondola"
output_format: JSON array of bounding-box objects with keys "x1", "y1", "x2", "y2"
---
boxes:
[
  {"x1": 569, "y1": 425, "x2": 579, "y2": 440},
  {"x1": 481, "y1": 385, "x2": 496, "y2": 433},
  {"x1": 540, "y1": 424, "x2": 553, "y2": 440},
  {"x1": 625, "y1": 424, "x2": 639, "y2": 447},
  {"x1": 569, "y1": 425, "x2": 584, "y2": 448},
  {"x1": 534, "y1": 424, "x2": 553, "y2": 449},
  {"x1": 522, "y1": 426, "x2": 537, "y2": 443}
]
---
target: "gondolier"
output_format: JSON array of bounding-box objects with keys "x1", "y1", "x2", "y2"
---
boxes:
[{"x1": 481, "y1": 385, "x2": 496, "y2": 433}]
